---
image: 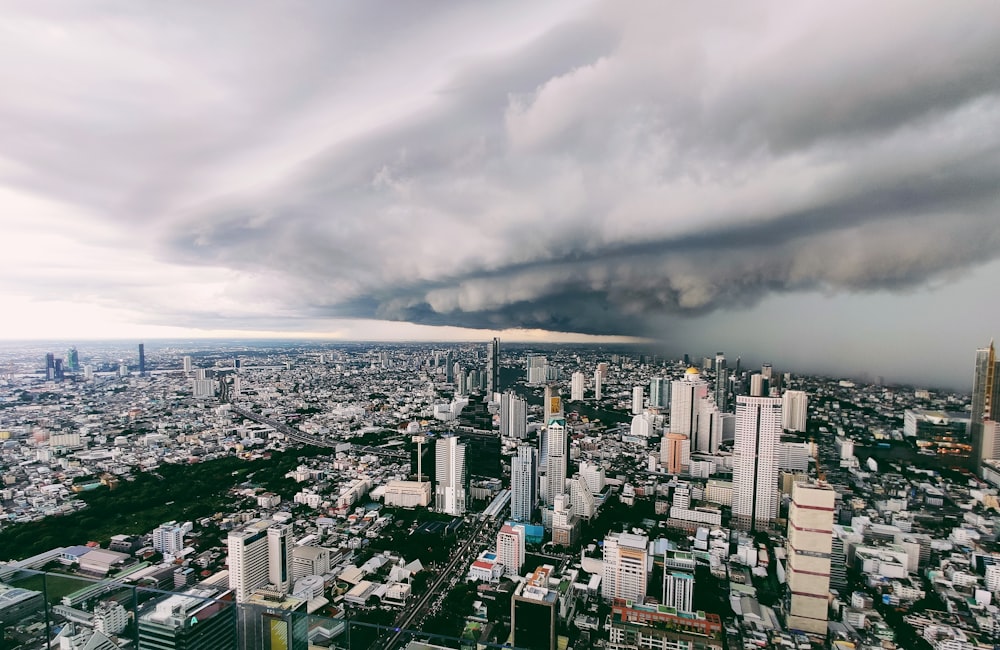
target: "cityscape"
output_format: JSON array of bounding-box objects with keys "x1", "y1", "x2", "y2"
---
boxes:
[
  {"x1": 2, "y1": 2, "x2": 1000, "y2": 650},
  {"x1": 0, "y1": 339, "x2": 998, "y2": 650}
]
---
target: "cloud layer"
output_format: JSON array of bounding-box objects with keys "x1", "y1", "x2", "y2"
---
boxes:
[{"x1": 2, "y1": 1, "x2": 999, "y2": 352}]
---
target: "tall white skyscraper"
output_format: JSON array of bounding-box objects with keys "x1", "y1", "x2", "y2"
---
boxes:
[
  {"x1": 631, "y1": 386, "x2": 644, "y2": 415},
  {"x1": 782, "y1": 390, "x2": 809, "y2": 432},
  {"x1": 435, "y1": 435, "x2": 467, "y2": 516},
  {"x1": 695, "y1": 398, "x2": 723, "y2": 454},
  {"x1": 649, "y1": 377, "x2": 670, "y2": 409},
  {"x1": 511, "y1": 445, "x2": 538, "y2": 522},
  {"x1": 182, "y1": 356, "x2": 192, "y2": 373},
  {"x1": 733, "y1": 395, "x2": 782, "y2": 531},
  {"x1": 497, "y1": 524, "x2": 526, "y2": 577},
  {"x1": 594, "y1": 368, "x2": 603, "y2": 400},
  {"x1": 500, "y1": 392, "x2": 527, "y2": 439},
  {"x1": 786, "y1": 481, "x2": 835, "y2": 635},
  {"x1": 571, "y1": 372, "x2": 585, "y2": 402},
  {"x1": 602, "y1": 532, "x2": 649, "y2": 602},
  {"x1": 544, "y1": 419, "x2": 568, "y2": 506},
  {"x1": 670, "y1": 368, "x2": 708, "y2": 437},
  {"x1": 227, "y1": 519, "x2": 289, "y2": 603},
  {"x1": 267, "y1": 523, "x2": 293, "y2": 595}
]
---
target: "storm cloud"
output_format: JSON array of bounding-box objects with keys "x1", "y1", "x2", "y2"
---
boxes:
[{"x1": 1, "y1": 0, "x2": 999, "y2": 379}]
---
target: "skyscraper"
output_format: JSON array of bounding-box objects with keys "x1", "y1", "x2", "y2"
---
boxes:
[
  {"x1": 733, "y1": 395, "x2": 782, "y2": 531},
  {"x1": 782, "y1": 390, "x2": 809, "y2": 432},
  {"x1": 649, "y1": 377, "x2": 670, "y2": 409},
  {"x1": 138, "y1": 343, "x2": 145, "y2": 376},
  {"x1": 631, "y1": 386, "x2": 644, "y2": 415},
  {"x1": 594, "y1": 368, "x2": 603, "y2": 400},
  {"x1": 511, "y1": 445, "x2": 538, "y2": 522},
  {"x1": 786, "y1": 481, "x2": 834, "y2": 635},
  {"x1": 971, "y1": 341, "x2": 1000, "y2": 471},
  {"x1": 695, "y1": 398, "x2": 723, "y2": 454},
  {"x1": 670, "y1": 368, "x2": 708, "y2": 437},
  {"x1": 267, "y1": 523, "x2": 293, "y2": 595},
  {"x1": 497, "y1": 524, "x2": 526, "y2": 577},
  {"x1": 544, "y1": 418, "x2": 568, "y2": 506},
  {"x1": 602, "y1": 532, "x2": 648, "y2": 602},
  {"x1": 435, "y1": 435, "x2": 467, "y2": 516},
  {"x1": 66, "y1": 347, "x2": 79, "y2": 372},
  {"x1": 714, "y1": 352, "x2": 730, "y2": 412},
  {"x1": 228, "y1": 519, "x2": 289, "y2": 603},
  {"x1": 487, "y1": 337, "x2": 500, "y2": 397},
  {"x1": 500, "y1": 391, "x2": 527, "y2": 439},
  {"x1": 571, "y1": 372, "x2": 585, "y2": 401}
]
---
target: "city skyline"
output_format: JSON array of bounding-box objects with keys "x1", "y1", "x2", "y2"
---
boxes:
[{"x1": 2, "y1": 1, "x2": 1000, "y2": 389}]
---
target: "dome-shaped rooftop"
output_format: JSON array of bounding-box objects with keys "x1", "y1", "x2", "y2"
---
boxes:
[{"x1": 685, "y1": 367, "x2": 700, "y2": 375}]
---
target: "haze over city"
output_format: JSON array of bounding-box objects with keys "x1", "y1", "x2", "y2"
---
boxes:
[{"x1": 3, "y1": 1, "x2": 1000, "y2": 387}]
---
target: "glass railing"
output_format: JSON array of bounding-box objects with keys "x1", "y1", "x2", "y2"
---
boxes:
[{"x1": 0, "y1": 568, "x2": 522, "y2": 650}]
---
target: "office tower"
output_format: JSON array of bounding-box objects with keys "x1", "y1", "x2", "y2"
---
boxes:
[
  {"x1": 527, "y1": 354, "x2": 548, "y2": 385},
  {"x1": 138, "y1": 587, "x2": 237, "y2": 649},
  {"x1": 544, "y1": 384, "x2": 563, "y2": 424},
  {"x1": 670, "y1": 368, "x2": 708, "y2": 437},
  {"x1": 445, "y1": 350, "x2": 454, "y2": 383},
  {"x1": 138, "y1": 343, "x2": 145, "y2": 376},
  {"x1": 649, "y1": 377, "x2": 670, "y2": 409},
  {"x1": 497, "y1": 524, "x2": 526, "y2": 577},
  {"x1": 602, "y1": 532, "x2": 649, "y2": 602},
  {"x1": 632, "y1": 386, "x2": 644, "y2": 415},
  {"x1": 715, "y1": 368, "x2": 730, "y2": 413},
  {"x1": 971, "y1": 341, "x2": 1000, "y2": 471},
  {"x1": 66, "y1": 347, "x2": 79, "y2": 372},
  {"x1": 511, "y1": 445, "x2": 538, "y2": 522},
  {"x1": 487, "y1": 337, "x2": 500, "y2": 396},
  {"x1": 660, "y1": 433, "x2": 689, "y2": 474},
  {"x1": 459, "y1": 430, "x2": 502, "y2": 479},
  {"x1": 733, "y1": 395, "x2": 782, "y2": 531},
  {"x1": 782, "y1": 390, "x2": 809, "y2": 432},
  {"x1": 750, "y1": 373, "x2": 764, "y2": 397},
  {"x1": 981, "y1": 420, "x2": 1000, "y2": 464},
  {"x1": 571, "y1": 372, "x2": 585, "y2": 401},
  {"x1": 53, "y1": 358, "x2": 64, "y2": 381},
  {"x1": 45, "y1": 352, "x2": 55, "y2": 380},
  {"x1": 567, "y1": 476, "x2": 596, "y2": 519},
  {"x1": 227, "y1": 519, "x2": 276, "y2": 602},
  {"x1": 761, "y1": 363, "x2": 773, "y2": 392},
  {"x1": 267, "y1": 523, "x2": 293, "y2": 595},
  {"x1": 594, "y1": 368, "x2": 603, "y2": 400},
  {"x1": 578, "y1": 461, "x2": 606, "y2": 494},
  {"x1": 456, "y1": 367, "x2": 468, "y2": 395},
  {"x1": 291, "y1": 545, "x2": 330, "y2": 581},
  {"x1": 544, "y1": 418, "x2": 568, "y2": 506},
  {"x1": 500, "y1": 391, "x2": 527, "y2": 439},
  {"x1": 435, "y1": 435, "x2": 467, "y2": 516},
  {"x1": 183, "y1": 355, "x2": 192, "y2": 373},
  {"x1": 551, "y1": 493, "x2": 579, "y2": 545},
  {"x1": 662, "y1": 571, "x2": 695, "y2": 612},
  {"x1": 596, "y1": 362, "x2": 609, "y2": 381},
  {"x1": 695, "y1": 398, "x2": 723, "y2": 454},
  {"x1": 83, "y1": 365, "x2": 94, "y2": 381},
  {"x1": 786, "y1": 481, "x2": 835, "y2": 635},
  {"x1": 511, "y1": 566, "x2": 558, "y2": 650}
]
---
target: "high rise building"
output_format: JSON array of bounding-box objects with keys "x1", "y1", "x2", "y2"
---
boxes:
[
  {"x1": 649, "y1": 377, "x2": 670, "y2": 409},
  {"x1": 971, "y1": 341, "x2": 1000, "y2": 471},
  {"x1": 594, "y1": 368, "x2": 603, "y2": 400},
  {"x1": 435, "y1": 435, "x2": 467, "y2": 516},
  {"x1": 567, "y1": 476, "x2": 596, "y2": 519},
  {"x1": 750, "y1": 373, "x2": 765, "y2": 397},
  {"x1": 182, "y1": 355, "x2": 192, "y2": 373},
  {"x1": 571, "y1": 372, "x2": 585, "y2": 402},
  {"x1": 602, "y1": 532, "x2": 649, "y2": 602},
  {"x1": 695, "y1": 398, "x2": 723, "y2": 454},
  {"x1": 782, "y1": 390, "x2": 809, "y2": 432},
  {"x1": 66, "y1": 347, "x2": 79, "y2": 372},
  {"x1": 632, "y1": 386, "x2": 644, "y2": 415},
  {"x1": 511, "y1": 566, "x2": 558, "y2": 650},
  {"x1": 511, "y1": 445, "x2": 538, "y2": 522},
  {"x1": 662, "y1": 571, "x2": 695, "y2": 613},
  {"x1": 713, "y1": 353, "x2": 730, "y2": 412},
  {"x1": 445, "y1": 350, "x2": 454, "y2": 383},
  {"x1": 153, "y1": 521, "x2": 187, "y2": 558},
  {"x1": 497, "y1": 524, "x2": 526, "y2": 577},
  {"x1": 138, "y1": 343, "x2": 145, "y2": 376},
  {"x1": 733, "y1": 395, "x2": 782, "y2": 531},
  {"x1": 527, "y1": 354, "x2": 548, "y2": 385},
  {"x1": 544, "y1": 418, "x2": 568, "y2": 506},
  {"x1": 500, "y1": 391, "x2": 527, "y2": 439},
  {"x1": 138, "y1": 587, "x2": 237, "y2": 649},
  {"x1": 45, "y1": 352, "x2": 55, "y2": 380},
  {"x1": 227, "y1": 519, "x2": 290, "y2": 603},
  {"x1": 669, "y1": 368, "x2": 708, "y2": 437},
  {"x1": 487, "y1": 338, "x2": 500, "y2": 397},
  {"x1": 543, "y1": 384, "x2": 563, "y2": 424},
  {"x1": 786, "y1": 481, "x2": 835, "y2": 635},
  {"x1": 660, "y1": 433, "x2": 689, "y2": 474}
]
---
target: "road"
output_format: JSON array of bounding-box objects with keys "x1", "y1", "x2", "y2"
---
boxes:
[{"x1": 383, "y1": 515, "x2": 501, "y2": 650}]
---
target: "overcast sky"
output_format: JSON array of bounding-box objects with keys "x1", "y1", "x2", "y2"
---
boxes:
[{"x1": 2, "y1": 1, "x2": 999, "y2": 388}]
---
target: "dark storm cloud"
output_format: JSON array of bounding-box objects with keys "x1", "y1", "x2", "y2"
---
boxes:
[{"x1": 2, "y1": 1, "x2": 1000, "y2": 343}]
